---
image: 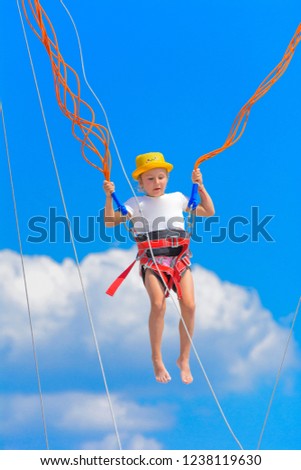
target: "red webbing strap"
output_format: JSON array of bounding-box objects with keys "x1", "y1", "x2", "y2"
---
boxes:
[
  {"x1": 106, "y1": 237, "x2": 191, "y2": 297},
  {"x1": 137, "y1": 237, "x2": 189, "y2": 251},
  {"x1": 106, "y1": 259, "x2": 137, "y2": 296}
]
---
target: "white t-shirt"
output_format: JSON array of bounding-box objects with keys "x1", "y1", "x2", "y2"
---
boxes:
[{"x1": 124, "y1": 192, "x2": 188, "y2": 233}]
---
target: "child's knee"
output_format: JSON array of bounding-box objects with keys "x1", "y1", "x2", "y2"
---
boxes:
[
  {"x1": 151, "y1": 299, "x2": 166, "y2": 316},
  {"x1": 182, "y1": 300, "x2": 196, "y2": 315}
]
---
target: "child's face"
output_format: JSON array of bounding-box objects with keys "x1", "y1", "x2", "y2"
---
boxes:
[{"x1": 140, "y1": 168, "x2": 168, "y2": 197}]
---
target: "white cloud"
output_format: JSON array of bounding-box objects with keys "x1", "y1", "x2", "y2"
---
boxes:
[
  {"x1": 1, "y1": 393, "x2": 42, "y2": 435},
  {"x1": 83, "y1": 433, "x2": 163, "y2": 450},
  {"x1": 1, "y1": 392, "x2": 171, "y2": 450},
  {"x1": 191, "y1": 265, "x2": 299, "y2": 391},
  {"x1": 45, "y1": 392, "x2": 173, "y2": 433},
  {"x1": 0, "y1": 248, "x2": 299, "y2": 392},
  {"x1": 0, "y1": 250, "x2": 81, "y2": 353}
]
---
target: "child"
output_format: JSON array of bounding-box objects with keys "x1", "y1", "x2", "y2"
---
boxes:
[{"x1": 103, "y1": 152, "x2": 215, "y2": 384}]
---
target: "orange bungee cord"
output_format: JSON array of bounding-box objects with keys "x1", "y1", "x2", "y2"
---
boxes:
[
  {"x1": 21, "y1": 0, "x2": 128, "y2": 213},
  {"x1": 21, "y1": 0, "x2": 111, "y2": 178},
  {"x1": 188, "y1": 23, "x2": 301, "y2": 209}
]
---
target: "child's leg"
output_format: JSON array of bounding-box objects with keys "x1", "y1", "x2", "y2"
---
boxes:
[
  {"x1": 144, "y1": 268, "x2": 171, "y2": 383},
  {"x1": 177, "y1": 269, "x2": 196, "y2": 384}
]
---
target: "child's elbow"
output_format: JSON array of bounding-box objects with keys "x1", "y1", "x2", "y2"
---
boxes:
[
  {"x1": 206, "y1": 207, "x2": 215, "y2": 217},
  {"x1": 104, "y1": 216, "x2": 116, "y2": 228},
  {"x1": 105, "y1": 221, "x2": 114, "y2": 228}
]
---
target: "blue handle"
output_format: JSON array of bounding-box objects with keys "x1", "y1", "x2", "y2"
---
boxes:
[
  {"x1": 188, "y1": 183, "x2": 199, "y2": 210},
  {"x1": 111, "y1": 192, "x2": 128, "y2": 216}
]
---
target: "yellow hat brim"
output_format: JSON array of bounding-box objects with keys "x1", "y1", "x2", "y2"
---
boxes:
[{"x1": 132, "y1": 162, "x2": 173, "y2": 180}]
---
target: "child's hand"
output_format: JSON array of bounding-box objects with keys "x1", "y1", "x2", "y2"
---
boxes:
[
  {"x1": 192, "y1": 168, "x2": 203, "y2": 186},
  {"x1": 103, "y1": 180, "x2": 115, "y2": 196}
]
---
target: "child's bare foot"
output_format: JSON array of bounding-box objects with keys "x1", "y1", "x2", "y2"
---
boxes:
[
  {"x1": 176, "y1": 358, "x2": 193, "y2": 384},
  {"x1": 152, "y1": 358, "x2": 171, "y2": 383}
]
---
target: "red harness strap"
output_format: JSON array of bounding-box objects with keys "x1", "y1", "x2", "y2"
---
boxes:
[
  {"x1": 105, "y1": 259, "x2": 137, "y2": 297},
  {"x1": 106, "y1": 236, "x2": 191, "y2": 299}
]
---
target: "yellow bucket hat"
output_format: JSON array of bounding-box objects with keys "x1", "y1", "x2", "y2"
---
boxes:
[{"x1": 132, "y1": 152, "x2": 173, "y2": 180}]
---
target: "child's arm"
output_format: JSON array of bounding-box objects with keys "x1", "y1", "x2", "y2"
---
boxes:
[
  {"x1": 189, "y1": 169, "x2": 215, "y2": 217},
  {"x1": 103, "y1": 180, "x2": 128, "y2": 227}
]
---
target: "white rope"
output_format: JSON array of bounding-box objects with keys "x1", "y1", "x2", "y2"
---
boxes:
[
  {"x1": 257, "y1": 296, "x2": 301, "y2": 449},
  {"x1": 1, "y1": 104, "x2": 49, "y2": 450},
  {"x1": 16, "y1": 0, "x2": 122, "y2": 451},
  {"x1": 59, "y1": 0, "x2": 243, "y2": 450}
]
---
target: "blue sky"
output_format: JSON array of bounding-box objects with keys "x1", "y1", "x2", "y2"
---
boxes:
[{"x1": 0, "y1": 0, "x2": 301, "y2": 451}]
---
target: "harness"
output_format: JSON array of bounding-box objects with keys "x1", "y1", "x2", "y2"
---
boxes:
[{"x1": 106, "y1": 229, "x2": 191, "y2": 299}]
